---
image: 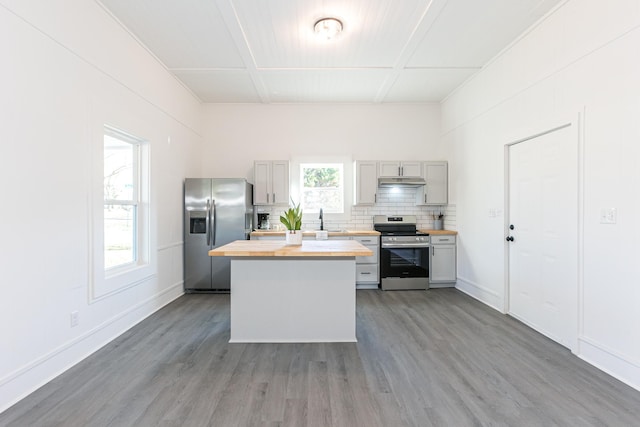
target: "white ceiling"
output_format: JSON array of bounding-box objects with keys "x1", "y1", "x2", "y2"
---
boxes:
[{"x1": 99, "y1": 0, "x2": 562, "y2": 104}]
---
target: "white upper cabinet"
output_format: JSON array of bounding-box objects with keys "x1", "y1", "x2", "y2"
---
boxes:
[
  {"x1": 253, "y1": 161, "x2": 270, "y2": 205},
  {"x1": 378, "y1": 161, "x2": 422, "y2": 177},
  {"x1": 416, "y1": 161, "x2": 448, "y2": 205},
  {"x1": 253, "y1": 160, "x2": 289, "y2": 205},
  {"x1": 270, "y1": 161, "x2": 289, "y2": 205},
  {"x1": 354, "y1": 161, "x2": 378, "y2": 205}
]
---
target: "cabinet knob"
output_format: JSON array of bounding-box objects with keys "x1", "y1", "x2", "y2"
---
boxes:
[{"x1": 506, "y1": 236, "x2": 515, "y2": 242}]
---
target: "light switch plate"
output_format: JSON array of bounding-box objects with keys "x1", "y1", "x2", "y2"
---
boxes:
[{"x1": 600, "y1": 208, "x2": 617, "y2": 224}]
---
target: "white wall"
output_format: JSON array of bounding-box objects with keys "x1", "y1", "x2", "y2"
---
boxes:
[
  {"x1": 441, "y1": 0, "x2": 640, "y2": 389},
  {"x1": 0, "y1": 0, "x2": 202, "y2": 411},
  {"x1": 201, "y1": 103, "x2": 446, "y2": 228},
  {"x1": 201, "y1": 103, "x2": 442, "y2": 179}
]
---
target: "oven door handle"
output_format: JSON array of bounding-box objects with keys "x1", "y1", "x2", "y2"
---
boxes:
[{"x1": 381, "y1": 243, "x2": 431, "y2": 249}]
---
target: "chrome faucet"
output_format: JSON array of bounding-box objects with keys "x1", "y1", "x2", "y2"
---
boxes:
[{"x1": 319, "y1": 208, "x2": 324, "y2": 231}]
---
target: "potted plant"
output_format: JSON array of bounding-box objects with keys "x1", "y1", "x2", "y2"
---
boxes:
[{"x1": 280, "y1": 200, "x2": 303, "y2": 245}]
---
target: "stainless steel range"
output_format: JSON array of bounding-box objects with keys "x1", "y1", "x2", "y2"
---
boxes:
[{"x1": 374, "y1": 215, "x2": 430, "y2": 290}]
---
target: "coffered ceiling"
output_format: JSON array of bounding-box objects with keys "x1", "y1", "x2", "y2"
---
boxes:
[{"x1": 98, "y1": 0, "x2": 562, "y2": 103}]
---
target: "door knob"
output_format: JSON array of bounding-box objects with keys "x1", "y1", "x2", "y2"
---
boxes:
[{"x1": 506, "y1": 236, "x2": 515, "y2": 242}]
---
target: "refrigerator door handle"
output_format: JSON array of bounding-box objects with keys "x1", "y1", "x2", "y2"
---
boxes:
[
  {"x1": 212, "y1": 199, "x2": 217, "y2": 246},
  {"x1": 206, "y1": 199, "x2": 211, "y2": 246}
]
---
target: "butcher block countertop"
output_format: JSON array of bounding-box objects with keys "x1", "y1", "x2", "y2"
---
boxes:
[
  {"x1": 250, "y1": 230, "x2": 380, "y2": 237},
  {"x1": 419, "y1": 229, "x2": 458, "y2": 235},
  {"x1": 209, "y1": 240, "x2": 373, "y2": 257}
]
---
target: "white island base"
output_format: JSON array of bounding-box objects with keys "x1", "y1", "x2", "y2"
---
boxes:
[{"x1": 229, "y1": 257, "x2": 356, "y2": 343}]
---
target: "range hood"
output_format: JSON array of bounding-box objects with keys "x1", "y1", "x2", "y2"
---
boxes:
[{"x1": 378, "y1": 176, "x2": 426, "y2": 187}]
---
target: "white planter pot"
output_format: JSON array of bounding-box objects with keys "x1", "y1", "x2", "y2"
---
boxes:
[{"x1": 285, "y1": 230, "x2": 303, "y2": 245}]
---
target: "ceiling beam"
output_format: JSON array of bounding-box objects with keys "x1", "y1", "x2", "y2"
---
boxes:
[
  {"x1": 374, "y1": 0, "x2": 448, "y2": 103},
  {"x1": 215, "y1": 0, "x2": 271, "y2": 103}
]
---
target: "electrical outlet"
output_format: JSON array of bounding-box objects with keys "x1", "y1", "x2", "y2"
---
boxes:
[
  {"x1": 70, "y1": 311, "x2": 79, "y2": 327},
  {"x1": 600, "y1": 208, "x2": 617, "y2": 224}
]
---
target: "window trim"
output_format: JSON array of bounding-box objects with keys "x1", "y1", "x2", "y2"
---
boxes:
[
  {"x1": 103, "y1": 127, "x2": 140, "y2": 271},
  {"x1": 290, "y1": 156, "x2": 353, "y2": 223},
  {"x1": 299, "y1": 162, "x2": 345, "y2": 214},
  {"x1": 90, "y1": 124, "x2": 153, "y2": 302}
]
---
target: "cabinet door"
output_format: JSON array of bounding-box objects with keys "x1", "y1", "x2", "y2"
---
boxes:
[
  {"x1": 354, "y1": 161, "x2": 377, "y2": 205},
  {"x1": 417, "y1": 161, "x2": 448, "y2": 205},
  {"x1": 400, "y1": 161, "x2": 422, "y2": 177},
  {"x1": 254, "y1": 161, "x2": 271, "y2": 205},
  {"x1": 430, "y1": 244, "x2": 456, "y2": 283},
  {"x1": 425, "y1": 162, "x2": 447, "y2": 204},
  {"x1": 378, "y1": 161, "x2": 401, "y2": 177},
  {"x1": 356, "y1": 264, "x2": 378, "y2": 284},
  {"x1": 271, "y1": 161, "x2": 289, "y2": 205},
  {"x1": 378, "y1": 161, "x2": 422, "y2": 177}
]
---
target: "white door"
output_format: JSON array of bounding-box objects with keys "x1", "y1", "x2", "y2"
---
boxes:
[{"x1": 507, "y1": 125, "x2": 578, "y2": 350}]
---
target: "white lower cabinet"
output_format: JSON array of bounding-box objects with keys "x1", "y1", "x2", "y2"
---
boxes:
[
  {"x1": 356, "y1": 264, "x2": 378, "y2": 284},
  {"x1": 354, "y1": 236, "x2": 379, "y2": 289},
  {"x1": 429, "y1": 235, "x2": 456, "y2": 287}
]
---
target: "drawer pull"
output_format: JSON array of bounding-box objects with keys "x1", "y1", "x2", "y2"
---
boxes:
[{"x1": 360, "y1": 272, "x2": 371, "y2": 275}]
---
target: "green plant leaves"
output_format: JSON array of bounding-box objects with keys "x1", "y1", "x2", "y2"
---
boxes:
[{"x1": 280, "y1": 199, "x2": 302, "y2": 231}]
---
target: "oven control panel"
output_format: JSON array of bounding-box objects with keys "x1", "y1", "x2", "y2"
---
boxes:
[
  {"x1": 382, "y1": 236, "x2": 430, "y2": 242},
  {"x1": 381, "y1": 235, "x2": 430, "y2": 248}
]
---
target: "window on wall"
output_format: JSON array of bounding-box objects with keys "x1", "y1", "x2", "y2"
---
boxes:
[
  {"x1": 103, "y1": 127, "x2": 142, "y2": 271},
  {"x1": 300, "y1": 163, "x2": 344, "y2": 214},
  {"x1": 92, "y1": 124, "x2": 151, "y2": 301}
]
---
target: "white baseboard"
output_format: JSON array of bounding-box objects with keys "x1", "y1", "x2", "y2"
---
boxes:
[
  {"x1": 0, "y1": 282, "x2": 184, "y2": 414},
  {"x1": 455, "y1": 276, "x2": 504, "y2": 312},
  {"x1": 578, "y1": 336, "x2": 640, "y2": 392},
  {"x1": 428, "y1": 282, "x2": 455, "y2": 289}
]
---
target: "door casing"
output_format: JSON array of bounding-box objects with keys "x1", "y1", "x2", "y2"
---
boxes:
[{"x1": 503, "y1": 115, "x2": 584, "y2": 353}]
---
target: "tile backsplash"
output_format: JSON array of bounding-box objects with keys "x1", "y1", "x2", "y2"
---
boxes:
[{"x1": 256, "y1": 186, "x2": 456, "y2": 231}]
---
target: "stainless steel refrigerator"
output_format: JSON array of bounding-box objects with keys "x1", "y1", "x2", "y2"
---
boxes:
[{"x1": 184, "y1": 178, "x2": 253, "y2": 292}]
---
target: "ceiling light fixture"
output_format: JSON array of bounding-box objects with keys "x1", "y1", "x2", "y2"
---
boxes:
[{"x1": 314, "y1": 17, "x2": 343, "y2": 40}]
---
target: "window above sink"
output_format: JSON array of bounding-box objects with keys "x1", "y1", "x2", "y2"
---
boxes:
[{"x1": 300, "y1": 162, "x2": 344, "y2": 214}]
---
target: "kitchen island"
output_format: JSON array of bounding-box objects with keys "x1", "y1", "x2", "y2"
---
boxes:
[{"x1": 209, "y1": 240, "x2": 372, "y2": 343}]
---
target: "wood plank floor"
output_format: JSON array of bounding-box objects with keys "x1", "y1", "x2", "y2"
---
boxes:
[{"x1": 2, "y1": 289, "x2": 640, "y2": 426}]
